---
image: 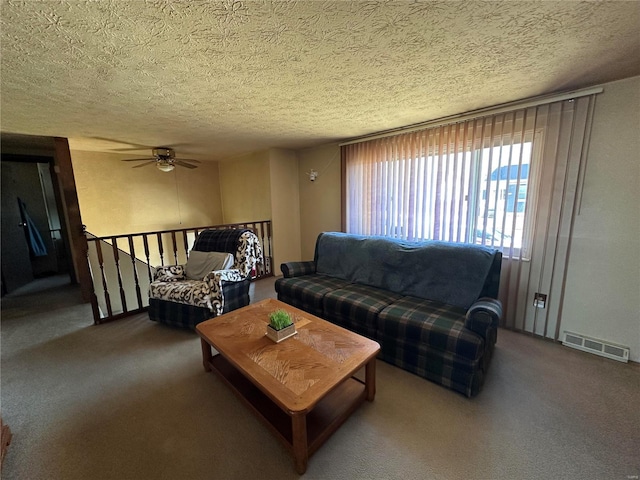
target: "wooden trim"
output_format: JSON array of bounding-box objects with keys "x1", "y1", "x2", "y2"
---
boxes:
[
  {"x1": 86, "y1": 221, "x2": 268, "y2": 241},
  {"x1": 52, "y1": 138, "x2": 95, "y2": 306},
  {"x1": 340, "y1": 146, "x2": 346, "y2": 232}
]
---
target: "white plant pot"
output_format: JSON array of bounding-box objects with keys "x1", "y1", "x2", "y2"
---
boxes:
[{"x1": 266, "y1": 323, "x2": 297, "y2": 343}]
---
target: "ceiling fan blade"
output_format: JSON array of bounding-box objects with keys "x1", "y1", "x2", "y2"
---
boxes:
[
  {"x1": 157, "y1": 143, "x2": 191, "y2": 149},
  {"x1": 175, "y1": 160, "x2": 198, "y2": 169},
  {"x1": 89, "y1": 136, "x2": 150, "y2": 147},
  {"x1": 112, "y1": 147, "x2": 153, "y2": 152},
  {"x1": 132, "y1": 161, "x2": 156, "y2": 168},
  {"x1": 84, "y1": 137, "x2": 155, "y2": 151},
  {"x1": 122, "y1": 157, "x2": 155, "y2": 162},
  {"x1": 175, "y1": 158, "x2": 201, "y2": 163}
]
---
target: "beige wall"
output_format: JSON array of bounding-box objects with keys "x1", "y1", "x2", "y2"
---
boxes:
[
  {"x1": 562, "y1": 76, "x2": 640, "y2": 362},
  {"x1": 71, "y1": 150, "x2": 223, "y2": 236},
  {"x1": 269, "y1": 149, "x2": 302, "y2": 270},
  {"x1": 218, "y1": 148, "x2": 302, "y2": 272},
  {"x1": 218, "y1": 151, "x2": 271, "y2": 224},
  {"x1": 297, "y1": 143, "x2": 342, "y2": 259}
]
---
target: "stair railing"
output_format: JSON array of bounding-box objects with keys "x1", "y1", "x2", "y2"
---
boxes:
[{"x1": 84, "y1": 220, "x2": 273, "y2": 324}]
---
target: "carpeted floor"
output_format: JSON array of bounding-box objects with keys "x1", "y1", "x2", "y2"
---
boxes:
[{"x1": 1, "y1": 276, "x2": 638, "y2": 480}]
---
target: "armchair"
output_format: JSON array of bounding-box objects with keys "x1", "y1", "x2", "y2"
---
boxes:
[{"x1": 148, "y1": 229, "x2": 262, "y2": 329}]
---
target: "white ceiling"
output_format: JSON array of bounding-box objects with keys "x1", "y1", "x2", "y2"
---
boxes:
[{"x1": 1, "y1": 1, "x2": 639, "y2": 161}]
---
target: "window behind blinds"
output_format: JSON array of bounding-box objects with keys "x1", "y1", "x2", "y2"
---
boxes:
[{"x1": 344, "y1": 108, "x2": 540, "y2": 259}]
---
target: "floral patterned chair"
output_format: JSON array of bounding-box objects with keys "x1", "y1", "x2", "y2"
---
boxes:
[{"x1": 148, "y1": 228, "x2": 262, "y2": 329}]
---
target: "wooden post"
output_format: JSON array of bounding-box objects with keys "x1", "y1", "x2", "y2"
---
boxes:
[
  {"x1": 95, "y1": 241, "x2": 112, "y2": 318},
  {"x1": 157, "y1": 232, "x2": 164, "y2": 265},
  {"x1": 111, "y1": 237, "x2": 127, "y2": 313},
  {"x1": 170, "y1": 231, "x2": 178, "y2": 264},
  {"x1": 53, "y1": 138, "x2": 93, "y2": 302},
  {"x1": 128, "y1": 236, "x2": 143, "y2": 309},
  {"x1": 142, "y1": 234, "x2": 152, "y2": 282},
  {"x1": 365, "y1": 358, "x2": 377, "y2": 401},
  {"x1": 291, "y1": 413, "x2": 308, "y2": 474},
  {"x1": 200, "y1": 338, "x2": 212, "y2": 372}
]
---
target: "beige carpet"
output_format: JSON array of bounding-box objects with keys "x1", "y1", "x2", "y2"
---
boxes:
[{"x1": 1, "y1": 276, "x2": 638, "y2": 480}]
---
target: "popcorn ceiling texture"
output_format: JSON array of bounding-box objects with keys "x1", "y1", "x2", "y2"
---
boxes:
[{"x1": 1, "y1": 0, "x2": 639, "y2": 160}]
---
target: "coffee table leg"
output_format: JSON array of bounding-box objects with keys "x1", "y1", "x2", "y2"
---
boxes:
[
  {"x1": 291, "y1": 413, "x2": 308, "y2": 474},
  {"x1": 365, "y1": 358, "x2": 376, "y2": 401},
  {"x1": 200, "y1": 338, "x2": 212, "y2": 372}
]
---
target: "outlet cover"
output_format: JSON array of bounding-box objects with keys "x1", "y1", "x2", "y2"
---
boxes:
[{"x1": 533, "y1": 293, "x2": 547, "y2": 308}]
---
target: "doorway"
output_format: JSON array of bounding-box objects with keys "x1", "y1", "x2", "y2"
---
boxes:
[{"x1": 1, "y1": 150, "x2": 72, "y2": 295}]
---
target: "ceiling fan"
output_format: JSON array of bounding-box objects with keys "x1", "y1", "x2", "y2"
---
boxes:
[{"x1": 122, "y1": 147, "x2": 200, "y2": 172}]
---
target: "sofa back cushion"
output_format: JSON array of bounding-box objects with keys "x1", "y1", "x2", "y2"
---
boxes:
[{"x1": 315, "y1": 232, "x2": 500, "y2": 310}]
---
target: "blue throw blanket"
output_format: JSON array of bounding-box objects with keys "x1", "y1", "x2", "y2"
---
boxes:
[
  {"x1": 315, "y1": 232, "x2": 498, "y2": 310},
  {"x1": 18, "y1": 197, "x2": 47, "y2": 257}
]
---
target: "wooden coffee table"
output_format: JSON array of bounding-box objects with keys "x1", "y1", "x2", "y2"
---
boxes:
[{"x1": 196, "y1": 298, "x2": 380, "y2": 474}]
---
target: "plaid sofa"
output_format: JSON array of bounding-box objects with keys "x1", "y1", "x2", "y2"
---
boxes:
[
  {"x1": 275, "y1": 232, "x2": 502, "y2": 397},
  {"x1": 148, "y1": 229, "x2": 262, "y2": 330}
]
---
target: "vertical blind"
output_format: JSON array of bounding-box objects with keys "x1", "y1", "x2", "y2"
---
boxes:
[
  {"x1": 342, "y1": 94, "x2": 597, "y2": 339},
  {"x1": 344, "y1": 109, "x2": 538, "y2": 258}
]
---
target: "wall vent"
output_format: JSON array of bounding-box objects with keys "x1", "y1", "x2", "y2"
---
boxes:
[{"x1": 562, "y1": 331, "x2": 629, "y2": 363}]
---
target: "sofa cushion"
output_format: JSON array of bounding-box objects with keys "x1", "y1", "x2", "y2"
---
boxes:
[
  {"x1": 275, "y1": 274, "x2": 350, "y2": 317},
  {"x1": 315, "y1": 232, "x2": 498, "y2": 309},
  {"x1": 378, "y1": 296, "x2": 484, "y2": 362},
  {"x1": 323, "y1": 284, "x2": 403, "y2": 339},
  {"x1": 149, "y1": 279, "x2": 213, "y2": 310}
]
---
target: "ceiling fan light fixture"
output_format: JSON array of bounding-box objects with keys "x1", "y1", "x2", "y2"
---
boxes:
[
  {"x1": 122, "y1": 146, "x2": 197, "y2": 171},
  {"x1": 156, "y1": 162, "x2": 175, "y2": 172}
]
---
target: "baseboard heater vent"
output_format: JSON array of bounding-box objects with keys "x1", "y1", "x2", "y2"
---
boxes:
[{"x1": 562, "y1": 331, "x2": 629, "y2": 363}]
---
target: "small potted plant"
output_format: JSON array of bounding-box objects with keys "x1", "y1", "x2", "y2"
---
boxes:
[{"x1": 266, "y1": 309, "x2": 296, "y2": 343}]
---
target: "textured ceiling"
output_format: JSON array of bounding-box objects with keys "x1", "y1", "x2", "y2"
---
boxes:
[{"x1": 1, "y1": 1, "x2": 639, "y2": 161}]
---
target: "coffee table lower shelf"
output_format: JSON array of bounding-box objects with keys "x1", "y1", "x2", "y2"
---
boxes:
[{"x1": 206, "y1": 353, "x2": 368, "y2": 473}]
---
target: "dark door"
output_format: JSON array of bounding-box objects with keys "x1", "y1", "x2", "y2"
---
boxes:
[
  {"x1": 1, "y1": 162, "x2": 36, "y2": 292},
  {"x1": 1, "y1": 159, "x2": 63, "y2": 293}
]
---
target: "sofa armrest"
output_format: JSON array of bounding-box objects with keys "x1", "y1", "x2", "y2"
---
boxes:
[
  {"x1": 153, "y1": 265, "x2": 186, "y2": 282},
  {"x1": 202, "y1": 269, "x2": 245, "y2": 316},
  {"x1": 465, "y1": 297, "x2": 502, "y2": 339},
  {"x1": 281, "y1": 261, "x2": 316, "y2": 278}
]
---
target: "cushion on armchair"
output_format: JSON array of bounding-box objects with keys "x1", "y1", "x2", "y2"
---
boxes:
[
  {"x1": 149, "y1": 268, "x2": 244, "y2": 315},
  {"x1": 149, "y1": 279, "x2": 212, "y2": 310},
  {"x1": 185, "y1": 251, "x2": 234, "y2": 280}
]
